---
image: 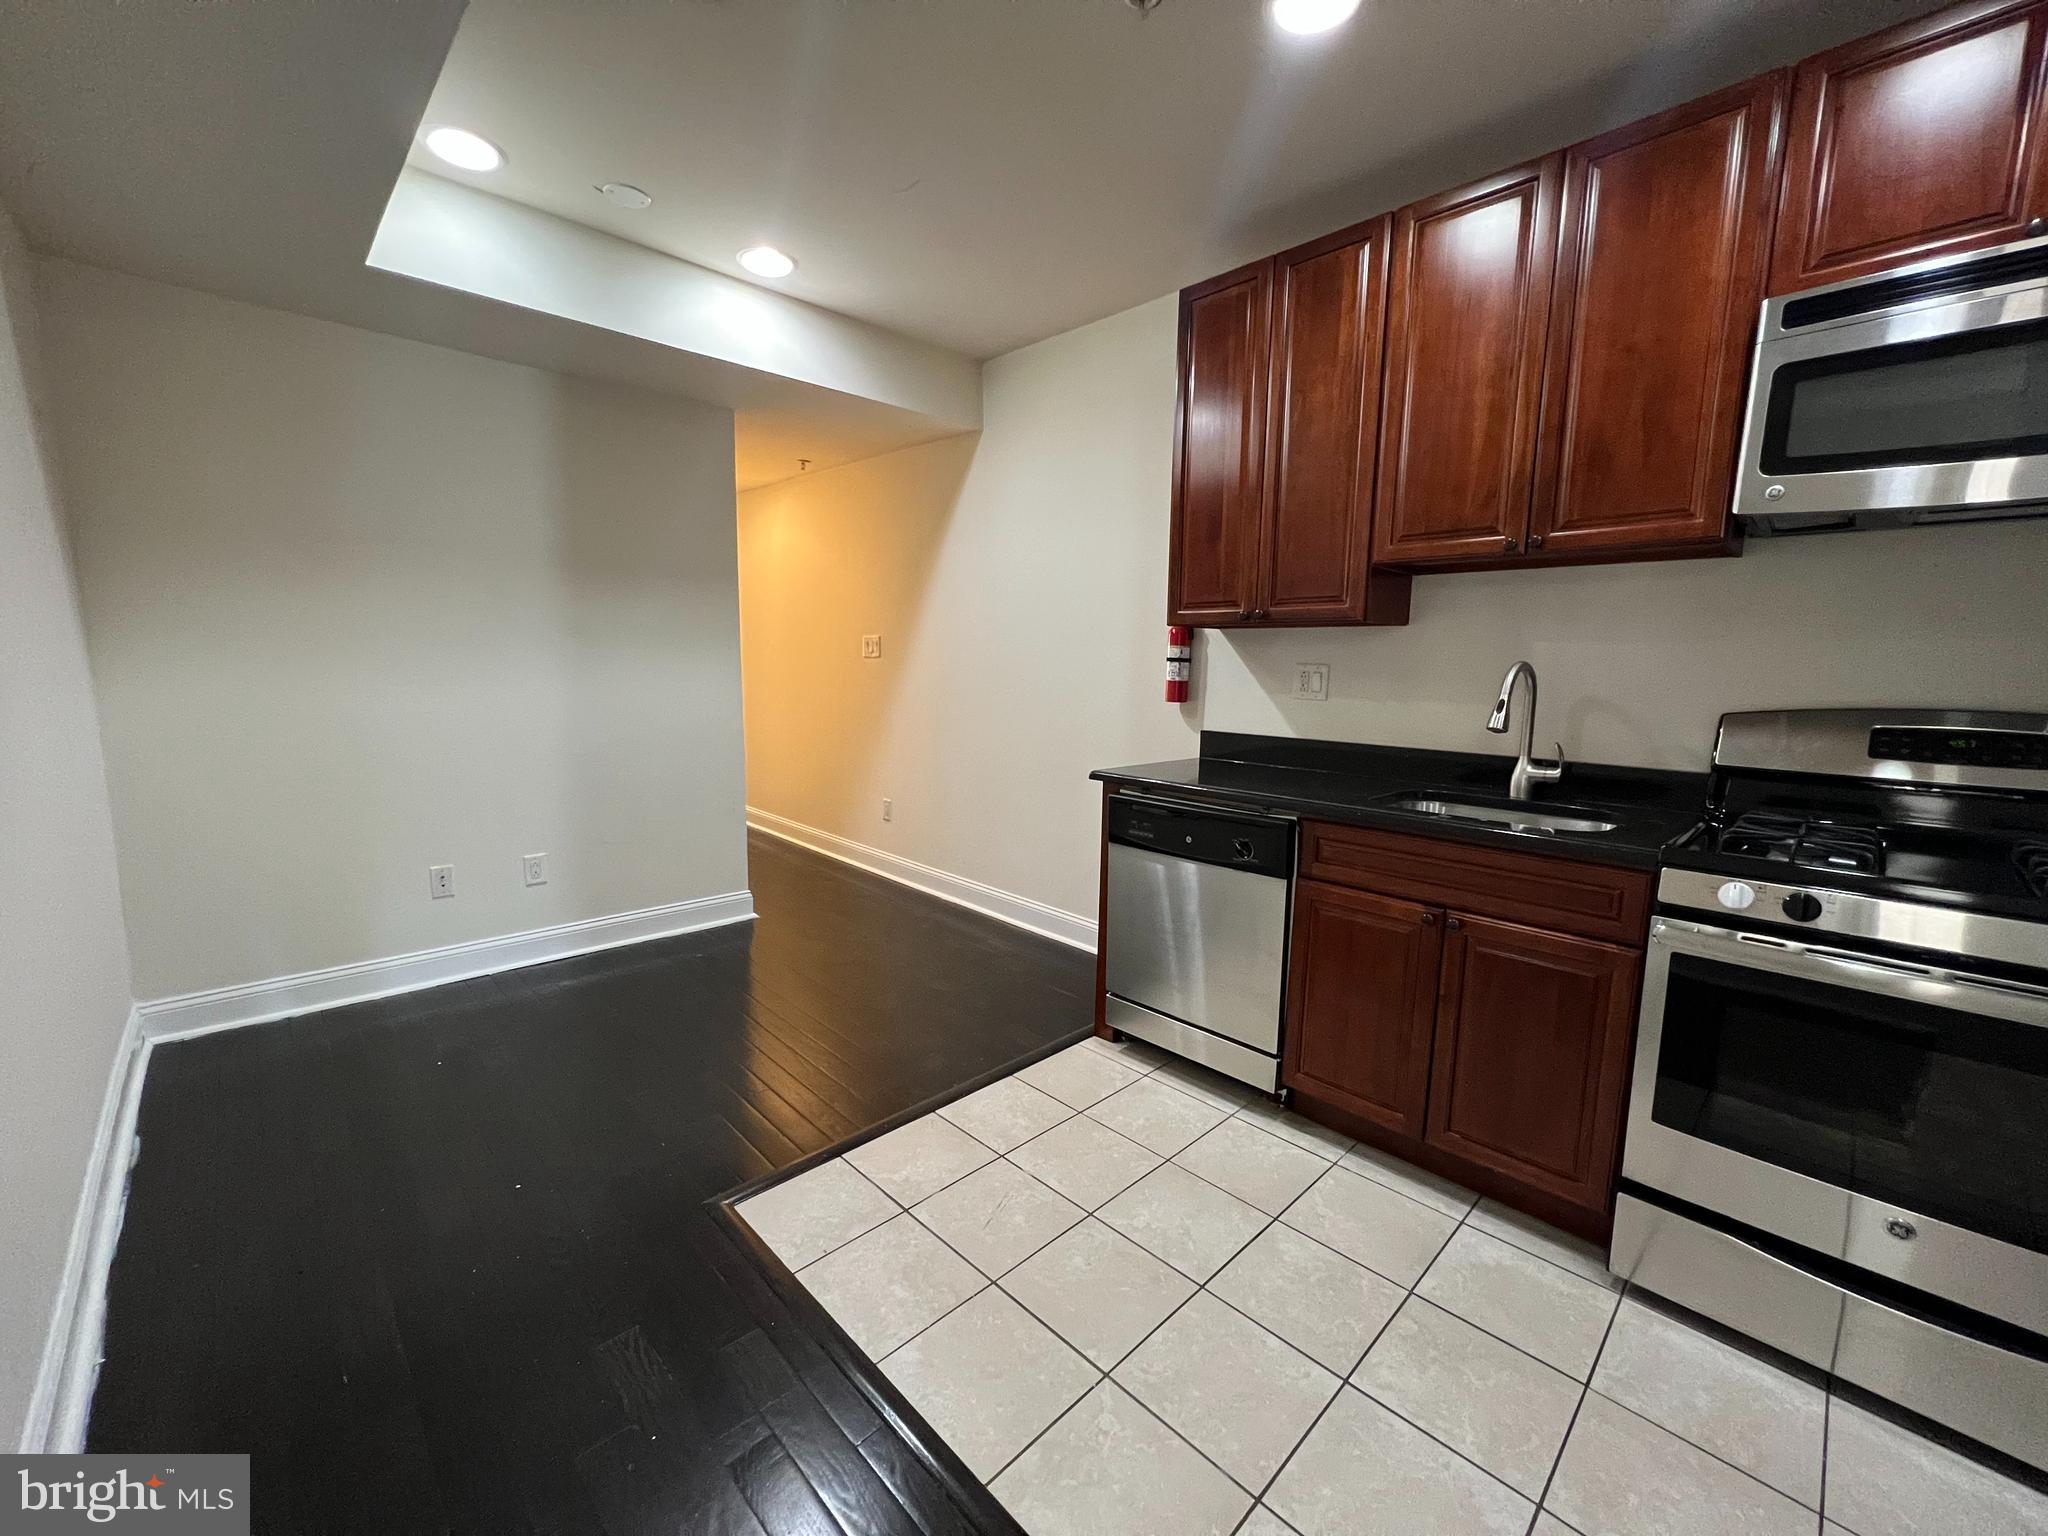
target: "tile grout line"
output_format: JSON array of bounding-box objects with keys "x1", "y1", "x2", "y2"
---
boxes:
[
  {"x1": 1583, "y1": 1386, "x2": 1831, "y2": 1517},
  {"x1": 1529, "y1": 1277, "x2": 1628, "y2": 1527}
]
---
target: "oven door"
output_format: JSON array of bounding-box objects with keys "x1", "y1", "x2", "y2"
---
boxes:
[
  {"x1": 1624, "y1": 915, "x2": 2048, "y2": 1334},
  {"x1": 1735, "y1": 274, "x2": 2048, "y2": 526}
]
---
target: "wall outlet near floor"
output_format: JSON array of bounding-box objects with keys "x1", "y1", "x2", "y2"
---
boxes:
[
  {"x1": 882, "y1": 798, "x2": 893, "y2": 822},
  {"x1": 860, "y1": 634, "x2": 882, "y2": 659},
  {"x1": 1293, "y1": 663, "x2": 1330, "y2": 702},
  {"x1": 523, "y1": 853, "x2": 548, "y2": 887},
  {"x1": 429, "y1": 863, "x2": 455, "y2": 899}
]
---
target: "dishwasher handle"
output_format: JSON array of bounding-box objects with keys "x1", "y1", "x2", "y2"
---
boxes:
[{"x1": 1106, "y1": 794, "x2": 1295, "y2": 878}]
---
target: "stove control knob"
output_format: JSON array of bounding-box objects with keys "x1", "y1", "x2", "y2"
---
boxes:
[
  {"x1": 1716, "y1": 881, "x2": 1757, "y2": 910},
  {"x1": 1782, "y1": 891, "x2": 1823, "y2": 923}
]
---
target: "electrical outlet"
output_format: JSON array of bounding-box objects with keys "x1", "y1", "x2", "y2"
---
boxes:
[
  {"x1": 882, "y1": 798, "x2": 893, "y2": 822},
  {"x1": 860, "y1": 634, "x2": 881, "y2": 659},
  {"x1": 1293, "y1": 662, "x2": 1330, "y2": 702},
  {"x1": 429, "y1": 864, "x2": 455, "y2": 899},
  {"x1": 523, "y1": 853, "x2": 548, "y2": 887}
]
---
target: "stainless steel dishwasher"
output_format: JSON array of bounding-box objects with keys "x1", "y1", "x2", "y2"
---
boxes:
[{"x1": 1102, "y1": 792, "x2": 1294, "y2": 1093}]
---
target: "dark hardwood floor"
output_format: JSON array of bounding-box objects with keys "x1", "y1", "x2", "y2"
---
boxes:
[{"x1": 87, "y1": 831, "x2": 1091, "y2": 1534}]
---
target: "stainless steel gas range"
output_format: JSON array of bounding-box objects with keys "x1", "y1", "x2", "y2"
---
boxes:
[{"x1": 1611, "y1": 709, "x2": 2048, "y2": 1472}]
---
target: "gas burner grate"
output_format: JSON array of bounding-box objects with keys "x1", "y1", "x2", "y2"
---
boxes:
[
  {"x1": 1722, "y1": 812, "x2": 1886, "y2": 875},
  {"x1": 2019, "y1": 842, "x2": 2048, "y2": 900}
]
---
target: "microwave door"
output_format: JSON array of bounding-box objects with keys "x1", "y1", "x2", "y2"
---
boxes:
[{"x1": 1737, "y1": 280, "x2": 2048, "y2": 524}]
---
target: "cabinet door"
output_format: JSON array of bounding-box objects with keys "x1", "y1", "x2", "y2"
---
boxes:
[
  {"x1": 1425, "y1": 916, "x2": 1639, "y2": 1210},
  {"x1": 1169, "y1": 262, "x2": 1271, "y2": 625},
  {"x1": 1282, "y1": 881, "x2": 1443, "y2": 1138},
  {"x1": 1772, "y1": 0, "x2": 2048, "y2": 293},
  {"x1": 1373, "y1": 157, "x2": 1562, "y2": 567},
  {"x1": 1530, "y1": 75, "x2": 1785, "y2": 557},
  {"x1": 1258, "y1": 220, "x2": 1409, "y2": 625}
]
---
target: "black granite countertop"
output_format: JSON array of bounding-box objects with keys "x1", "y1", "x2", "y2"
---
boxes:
[{"x1": 1091, "y1": 732, "x2": 1709, "y2": 870}]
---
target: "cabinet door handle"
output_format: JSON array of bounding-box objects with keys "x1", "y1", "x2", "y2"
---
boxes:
[
  {"x1": 1419, "y1": 911, "x2": 1436, "y2": 926},
  {"x1": 1445, "y1": 916, "x2": 1463, "y2": 931},
  {"x1": 1528, "y1": 534, "x2": 1544, "y2": 549},
  {"x1": 1502, "y1": 537, "x2": 1518, "y2": 553}
]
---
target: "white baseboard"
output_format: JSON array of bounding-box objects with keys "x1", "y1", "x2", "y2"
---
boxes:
[
  {"x1": 137, "y1": 891, "x2": 757, "y2": 1044},
  {"x1": 746, "y1": 807, "x2": 1096, "y2": 952},
  {"x1": 19, "y1": 1005, "x2": 150, "y2": 1454}
]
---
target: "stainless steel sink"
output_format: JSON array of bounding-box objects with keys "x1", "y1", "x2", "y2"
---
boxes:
[{"x1": 1379, "y1": 793, "x2": 1620, "y2": 835}]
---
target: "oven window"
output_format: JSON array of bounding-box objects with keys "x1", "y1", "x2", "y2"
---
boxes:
[
  {"x1": 1652, "y1": 954, "x2": 2048, "y2": 1254},
  {"x1": 1760, "y1": 317, "x2": 2048, "y2": 475}
]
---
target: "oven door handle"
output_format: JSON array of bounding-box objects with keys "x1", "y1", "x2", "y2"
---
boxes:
[{"x1": 1652, "y1": 917, "x2": 2048, "y2": 1030}]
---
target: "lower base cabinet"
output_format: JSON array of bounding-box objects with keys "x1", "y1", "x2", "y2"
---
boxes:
[{"x1": 1281, "y1": 824, "x2": 1651, "y2": 1239}]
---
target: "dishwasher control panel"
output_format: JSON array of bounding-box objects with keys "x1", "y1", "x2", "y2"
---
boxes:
[{"x1": 1107, "y1": 795, "x2": 1293, "y2": 878}]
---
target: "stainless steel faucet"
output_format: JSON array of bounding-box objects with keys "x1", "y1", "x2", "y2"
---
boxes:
[{"x1": 1487, "y1": 661, "x2": 1565, "y2": 800}]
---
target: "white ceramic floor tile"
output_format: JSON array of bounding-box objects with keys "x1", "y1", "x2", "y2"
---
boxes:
[
  {"x1": 737, "y1": 1157, "x2": 898, "y2": 1270},
  {"x1": 1001, "y1": 1217, "x2": 1195, "y2": 1371},
  {"x1": 1150, "y1": 1056, "x2": 1259, "y2": 1112},
  {"x1": 936, "y1": 1075, "x2": 1072, "y2": 1153},
  {"x1": 1531, "y1": 1516, "x2": 1580, "y2": 1536},
  {"x1": 1115, "y1": 1291, "x2": 1340, "y2": 1492},
  {"x1": 1086, "y1": 1076, "x2": 1230, "y2": 1157},
  {"x1": 1097, "y1": 1162, "x2": 1269, "y2": 1282},
  {"x1": 1278, "y1": 1164, "x2": 1457, "y2": 1287},
  {"x1": 1207, "y1": 1221, "x2": 1403, "y2": 1376},
  {"x1": 1593, "y1": 1297, "x2": 1825, "y2": 1508},
  {"x1": 1824, "y1": 1396, "x2": 2048, "y2": 1536},
  {"x1": 844, "y1": 1112, "x2": 996, "y2": 1206},
  {"x1": 1547, "y1": 1392, "x2": 1817, "y2": 1536},
  {"x1": 1353, "y1": 1296, "x2": 1581, "y2": 1499},
  {"x1": 1238, "y1": 1509, "x2": 1300, "y2": 1536},
  {"x1": 1017, "y1": 1041, "x2": 1146, "y2": 1109},
  {"x1": 879, "y1": 1285, "x2": 1097, "y2": 1481},
  {"x1": 1266, "y1": 1386, "x2": 1534, "y2": 1536},
  {"x1": 991, "y1": 1380, "x2": 1252, "y2": 1536},
  {"x1": 1466, "y1": 1198, "x2": 1622, "y2": 1290},
  {"x1": 1008, "y1": 1113, "x2": 1161, "y2": 1209},
  {"x1": 1336, "y1": 1142, "x2": 1480, "y2": 1218},
  {"x1": 1081, "y1": 1032, "x2": 1171, "y2": 1072},
  {"x1": 1232, "y1": 1100, "x2": 1354, "y2": 1160},
  {"x1": 1416, "y1": 1226, "x2": 1620, "y2": 1379},
  {"x1": 797, "y1": 1212, "x2": 985, "y2": 1359},
  {"x1": 912, "y1": 1158, "x2": 1083, "y2": 1277},
  {"x1": 1174, "y1": 1116, "x2": 1331, "y2": 1215}
]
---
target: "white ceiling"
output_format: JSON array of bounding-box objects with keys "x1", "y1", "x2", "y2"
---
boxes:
[{"x1": 419, "y1": 0, "x2": 1937, "y2": 360}]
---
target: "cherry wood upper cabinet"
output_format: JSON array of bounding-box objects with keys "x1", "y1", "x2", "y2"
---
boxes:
[
  {"x1": 1423, "y1": 916, "x2": 1640, "y2": 1211},
  {"x1": 1373, "y1": 157, "x2": 1564, "y2": 568},
  {"x1": 1282, "y1": 881, "x2": 1443, "y2": 1138},
  {"x1": 1529, "y1": 74, "x2": 1786, "y2": 558},
  {"x1": 1772, "y1": 0, "x2": 2048, "y2": 293},
  {"x1": 1259, "y1": 221, "x2": 1410, "y2": 625},
  {"x1": 1168, "y1": 262, "x2": 1271, "y2": 625}
]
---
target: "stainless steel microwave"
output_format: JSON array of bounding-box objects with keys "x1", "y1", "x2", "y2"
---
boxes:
[{"x1": 1735, "y1": 233, "x2": 2048, "y2": 534}]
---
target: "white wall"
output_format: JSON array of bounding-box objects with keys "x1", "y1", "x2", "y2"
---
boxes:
[
  {"x1": 0, "y1": 209, "x2": 135, "y2": 1442},
  {"x1": 1205, "y1": 518, "x2": 2048, "y2": 772},
  {"x1": 738, "y1": 288, "x2": 2048, "y2": 928},
  {"x1": 738, "y1": 296, "x2": 1197, "y2": 927},
  {"x1": 37, "y1": 260, "x2": 751, "y2": 1002}
]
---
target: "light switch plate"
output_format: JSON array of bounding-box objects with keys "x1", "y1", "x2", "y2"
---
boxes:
[
  {"x1": 860, "y1": 634, "x2": 881, "y2": 659},
  {"x1": 1293, "y1": 663, "x2": 1330, "y2": 702}
]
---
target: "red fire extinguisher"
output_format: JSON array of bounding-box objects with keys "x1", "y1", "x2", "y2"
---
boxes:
[{"x1": 1165, "y1": 626, "x2": 1191, "y2": 703}]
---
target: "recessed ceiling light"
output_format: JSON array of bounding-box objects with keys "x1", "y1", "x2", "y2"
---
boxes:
[
  {"x1": 422, "y1": 126, "x2": 503, "y2": 173},
  {"x1": 597, "y1": 182, "x2": 653, "y2": 210},
  {"x1": 1270, "y1": 0, "x2": 1362, "y2": 35},
  {"x1": 737, "y1": 245, "x2": 797, "y2": 279}
]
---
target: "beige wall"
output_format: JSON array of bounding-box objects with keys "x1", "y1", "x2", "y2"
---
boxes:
[
  {"x1": 1205, "y1": 518, "x2": 2048, "y2": 772},
  {"x1": 738, "y1": 295, "x2": 1198, "y2": 928},
  {"x1": 739, "y1": 288, "x2": 2048, "y2": 929},
  {"x1": 38, "y1": 260, "x2": 750, "y2": 1001},
  {"x1": 0, "y1": 210, "x2": 134, "y2": 1442}
]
